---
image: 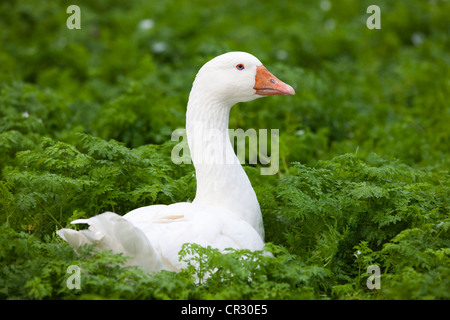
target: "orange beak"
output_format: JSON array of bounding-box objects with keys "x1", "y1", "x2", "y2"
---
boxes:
[{"x1": 254, "y1": 65, "x2": 295, "y2": 96}]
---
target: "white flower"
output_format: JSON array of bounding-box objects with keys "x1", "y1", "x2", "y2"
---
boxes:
[
  {"x1": 22, "y1": 111, "x2": 29, "y2": 118},
  {"x1": 320, "y1": 0, "x2": 331, "y2": 11},
  {"x1": 152, "y1": 41, "x2": 167, "y2": 53},
  {"x1": 411, "y1": 32, "x2": 424, "y2": 46},
  {"x1": 138, "y1": 19, "x2": 154, "y2": 30},
  {"x1": 276, "y1": 50, "x2": 288, "y2": 61}
]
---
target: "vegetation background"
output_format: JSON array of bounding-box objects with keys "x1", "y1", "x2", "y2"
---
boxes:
[{"x1": 0, "y1": 0, "x2": 449, "y2": 299}]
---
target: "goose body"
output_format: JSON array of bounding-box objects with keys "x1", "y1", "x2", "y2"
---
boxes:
[{"x1": 57, "y1": 52, "x2": 294, "y2": 271}]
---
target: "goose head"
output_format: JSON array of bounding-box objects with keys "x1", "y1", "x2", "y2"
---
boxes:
[{"x1": 190, "y1": 51, "x2": 295, "y2": 107}]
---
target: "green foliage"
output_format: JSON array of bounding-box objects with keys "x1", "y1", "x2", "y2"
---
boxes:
[
  {"x1": 1, "y1": 133, "x2": 195, "y2": 235},
  {"x1": 263, "y1": 154, "x2": 449, "y2": 299},
  {"x1": 1, "y1": 152, "x2": 448, "y2": 299},
  {"x1": 178, "y1": 243, "x2": 330, "y2": 300},
  {"x1": 0, "y1": 225, "x2": 329, "y2": 300},
  {"x1": 1, "y1": 0, "x2": 449, "y2": 300}
]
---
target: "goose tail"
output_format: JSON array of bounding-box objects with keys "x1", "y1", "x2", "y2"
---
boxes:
[{"x1": 57, "y1": 212, "x2": 163, "y2": 272}]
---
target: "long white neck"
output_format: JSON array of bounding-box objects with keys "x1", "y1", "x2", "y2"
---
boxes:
[{"x1": 185, "y1": 88, "x2": 264, "y2": 239}]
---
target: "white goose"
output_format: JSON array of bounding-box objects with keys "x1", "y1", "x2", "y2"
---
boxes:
[{"x1": 57, "y1": 52, "x2": 295, "y2": 272}]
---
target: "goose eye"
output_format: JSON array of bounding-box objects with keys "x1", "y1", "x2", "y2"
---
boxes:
[{"x1": 236, "y1": 64, "x2": 245, "y2": 70}]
